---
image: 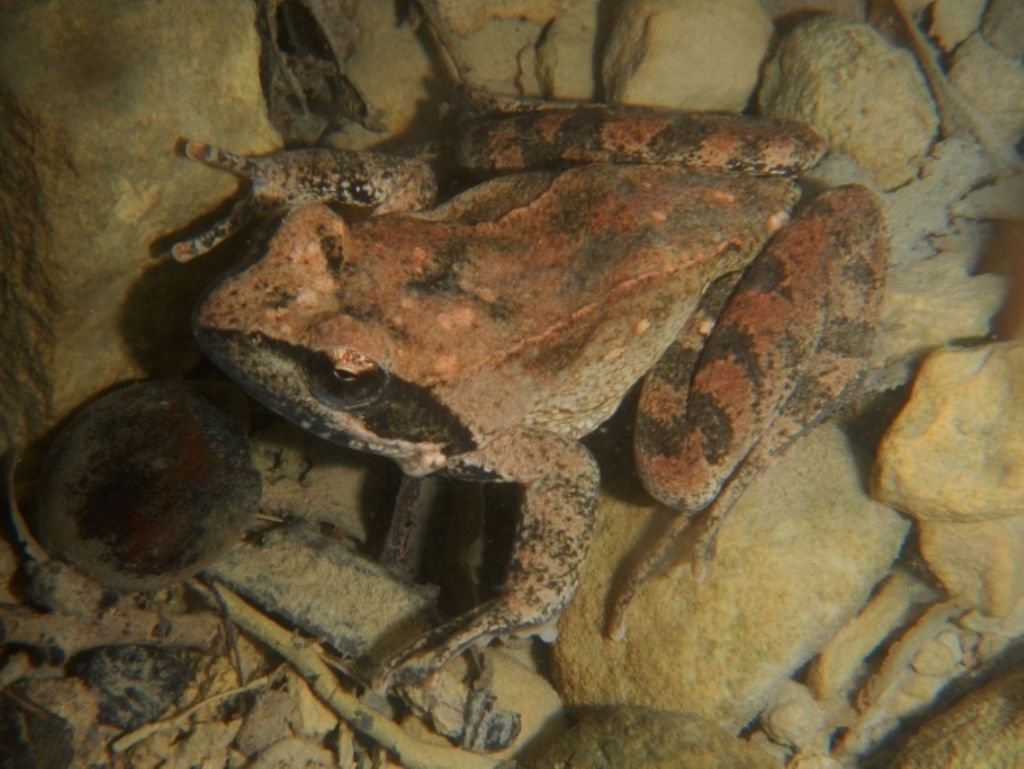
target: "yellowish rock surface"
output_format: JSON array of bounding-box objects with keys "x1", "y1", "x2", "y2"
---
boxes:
[{"x1": 553, "y1": 423, "x2": 908, "y2": 731}]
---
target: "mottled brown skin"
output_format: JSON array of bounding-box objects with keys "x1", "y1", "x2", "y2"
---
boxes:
[
  {"x1": 610, "y1": 185, "x2": 887, "y2": 637},
  {"x1": 456, "y1": 106, "x2": 825, "y2": 177},
  {"x1": 636, "y1": 186, "x2": 884, "y2": 510},
  {"x1": 177, "y1": 103, "x2": 885, "y2": 686},
  {"x1": 171, "y1": 141, "x2": 436, "y2": 261}
]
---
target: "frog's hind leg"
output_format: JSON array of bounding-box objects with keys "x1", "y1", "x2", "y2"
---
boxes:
[
  {"x1": 454, "y1": 108, "x2": 826, "y2": 175},
  {"x1": 609, "y1": 348, "x2": 868, "y2": 640},
  {"x1": 635, "y1": 192, "x2": 835, "y2": 521},
  {"x1": 612, "y1": 185, "x2": 887, "y2": 640},
  {"x1": 374, "y1": 428, "x2": 598, "y2": 690},
  {"x1": 607, "y1": 458, "x2": 758, "y2": 641},
  {"x1": 612, "y1": 354, "x2": 861, "y2": 643}
]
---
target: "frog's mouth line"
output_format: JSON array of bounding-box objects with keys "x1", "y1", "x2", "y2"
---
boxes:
[{"x1": 194, "y1": 325, "x2": 478, "y2": 471}]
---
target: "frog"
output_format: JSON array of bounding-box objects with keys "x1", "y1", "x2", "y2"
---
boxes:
[{"x1": 174, "y1": 103, "x2": 887, "y2": 687}]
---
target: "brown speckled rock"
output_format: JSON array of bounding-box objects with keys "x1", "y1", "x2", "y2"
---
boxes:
[{"x1": 36, "y1": 381, "x2": 259, "y2": 592}]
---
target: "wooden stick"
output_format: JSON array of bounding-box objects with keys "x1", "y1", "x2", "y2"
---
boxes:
[
  {"x1": 0, "y1": 604, "x2": 227, "y2": 659},
  {"x1": 210, "y1": 581, "x2": 507, "y2": 769}
]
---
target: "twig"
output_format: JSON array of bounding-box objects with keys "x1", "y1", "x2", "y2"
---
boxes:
[
  {"x1": 199, "y1": 574, "x2": 247, "y2": 685},
  {"x1": 0, "y1": 604, "x2": 227, "y2": 659},
  {"x1": 211, "y1": 581, "x2": 506, "y2": 769}
]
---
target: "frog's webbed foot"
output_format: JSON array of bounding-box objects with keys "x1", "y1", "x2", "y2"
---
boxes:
[
  {"x1": 374, "y1": 599, "x2": 526, "y2": 692},
  {"x1": 170, "y1": 139, "x2": 438, "y2": 262},
  {"x1": 375, "y1": 428, "x2": 598, "y2": 692},
  {"x1": 607, "y1": 447, "x2": 765, "y2": 641}
]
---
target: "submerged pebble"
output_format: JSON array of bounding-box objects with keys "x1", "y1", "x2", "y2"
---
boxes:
[
  {"x1": 873, "y1": 341, "x2": 1024, "y2": 616},
  {"x1": 76, "y1": 644, "x2": 191, "y2": 730},
  {"x1": 35, "y1": 380, "x2": 259, "y2": 591},
  {"x1": 759, "y1": 15, "x2": 938, "y2": 190}
]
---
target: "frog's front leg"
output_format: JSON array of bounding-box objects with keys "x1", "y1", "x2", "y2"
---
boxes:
[
  {"x1": 375, "y1": 427, "x2": 598, "y2": 689},
  {"x1": 170, "y1": 141, "x2": 437, "y2": 261},
  {"x1": 610, "y1": 185, "x2": 886, "y2": 639}
]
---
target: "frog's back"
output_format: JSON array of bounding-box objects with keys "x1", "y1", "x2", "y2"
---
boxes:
[{"x1": 348, "y1": 165, "x2": 799, "y2": 437}]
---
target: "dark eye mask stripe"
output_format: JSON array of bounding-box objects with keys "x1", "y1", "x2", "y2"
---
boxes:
[{"x1": 195, "y1": 328, "x2": 476, "y2": 456}]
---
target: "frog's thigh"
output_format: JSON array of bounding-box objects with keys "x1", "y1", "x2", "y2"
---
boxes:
[
  {"x1": 635, "y1": 187, "x2": 883, "y2": 512},
  {"x1": 772, "y1": 185, "x2": 887, "y2": 433},
  {"x1": 635, "y1": 270, "x2": 739, "y2": 509},
  {"x1": 383, "y1": 428, "x2": 599, "y2": 678}
]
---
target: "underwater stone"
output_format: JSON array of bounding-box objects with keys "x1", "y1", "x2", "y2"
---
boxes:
[{"x1": 35, "y1": 380, "x2": 259, "y2": 592}]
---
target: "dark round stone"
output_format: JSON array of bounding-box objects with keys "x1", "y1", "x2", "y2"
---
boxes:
[{"x1": 35, "y1": 380, "x2": 260, "y2": 591}]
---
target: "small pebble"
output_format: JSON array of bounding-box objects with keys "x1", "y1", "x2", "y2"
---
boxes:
[{"x1": 75, "y1": 644, "x2": 191, "y2": 730}]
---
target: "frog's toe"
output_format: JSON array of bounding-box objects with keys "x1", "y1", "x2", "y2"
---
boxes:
[
  {"x1": 375, "y1": 593, "x2": 565, "y2": 695},
  {"x1": 169, "y1": 196, "x2": 259, "y2": 262},
  {"x1": 179, "y1": 139, "x2": 258, "y2": 176},
  {"x1": 381, "y1": 658, "x2": 445, "y2": 696},
  {"x1": 376, "y1": 608, "x2": 492, "y2": 686}
]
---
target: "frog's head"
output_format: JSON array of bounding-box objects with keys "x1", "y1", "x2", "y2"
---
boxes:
[{"x1": 193, "y1": 205, "x2": 476, "y2": 475}]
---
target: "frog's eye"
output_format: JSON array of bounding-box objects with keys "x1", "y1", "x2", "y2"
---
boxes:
[{"x1": 306, "y1": 348, "x2": 387, "y2": 409}]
